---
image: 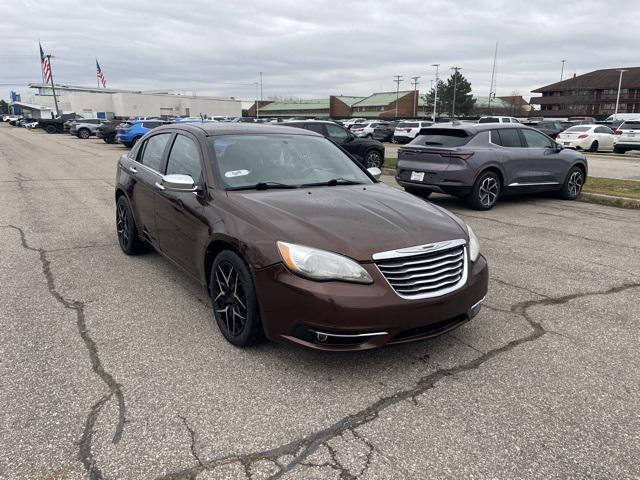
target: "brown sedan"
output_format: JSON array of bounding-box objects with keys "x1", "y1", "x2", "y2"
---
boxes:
[{"x1": 114, "y1": 123, "x2": 488, "y2": 351}]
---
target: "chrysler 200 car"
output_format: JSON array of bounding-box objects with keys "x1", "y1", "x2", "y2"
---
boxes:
[{"x1": 115, "y1": 123, "x2": 488, "y2": 351}]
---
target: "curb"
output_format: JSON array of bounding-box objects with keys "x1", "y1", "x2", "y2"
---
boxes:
[{"x1": 578, "y1": 192, "x2": 640, "y2": 209}]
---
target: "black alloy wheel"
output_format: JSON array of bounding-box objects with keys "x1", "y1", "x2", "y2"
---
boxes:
[
  {"x1": 560, "y1": 166, "x2": 585, "y2": 200},
  {"x1": 210, "y1": 251, "x2": 263, "y2": 347},
  {"x1": 364, "y1": 150, "x2": 383, "y2": 169},
  {"x1": 116, "y1": 196, "x2": 145, "y2": 254},
  {"x1": 467, "y1": 171, "x2": 500, "y2": 210}
]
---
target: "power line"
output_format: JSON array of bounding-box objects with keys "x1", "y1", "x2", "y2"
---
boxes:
[{"x1": 393, "y1": 75, "x2": 403, "y2": 119}]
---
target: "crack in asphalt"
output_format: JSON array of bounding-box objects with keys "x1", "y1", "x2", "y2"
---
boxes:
[
  {"x1": 179, "y1": 415, "x2": 204, "y2": 469},
  {"x1": 1, "y1": 224, "x2": 126, "y2": 480},
  {"x1": 155, "y1": 281, "x2": 640, "y2": 480}
]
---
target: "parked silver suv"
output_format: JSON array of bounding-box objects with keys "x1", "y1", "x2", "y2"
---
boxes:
[
  {"x1": 396, "y1": 124, "x2": 588, "y2": 210},
  {"x1": 69, "y1": 118, "x2": 104, "y2": 139}
]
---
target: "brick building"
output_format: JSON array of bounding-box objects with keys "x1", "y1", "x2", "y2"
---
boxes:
[{"x1": 530, "y1": 67, "x2": 640, "y2": 118}]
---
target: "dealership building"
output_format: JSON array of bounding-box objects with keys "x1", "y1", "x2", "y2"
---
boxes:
[
  {"x1": 530, "y1": 67, "x2": 640, "y2": 118},
  {"x1": 12, "y1": 83, "x2": 242, "y2": 119}
]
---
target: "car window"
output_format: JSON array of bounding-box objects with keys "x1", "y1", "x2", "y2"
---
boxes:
[
  {"x1": 479, "y1": 117, "x2": 499, "y2": 123},
  {"x1": 522, "y1": 129, "x2": 555, "y2": 148},
  {"x1": 209, "y1": 134, "x2": 372, "y2": 188},
  {"x1": 565, "y1": 126, "x2": 590, "y2": 133},
  {"x1": 165, "y1": 134, "x2": 202, "y2": 183},
  {"x1": 142, "y1": 121, "x2": 161, "y2": 129},
  {"x1": 600, "y1": 126, "x2": 614, "y2": 134},
  {"x1": 305, "y1": 123, "x2": 326, "y2": 135},
  {"x1": 325, "y1": 123, "x2": 350, "y2": 141},
  {"x1": 412, "y1": 129, "x2": 472, "y2": 147},
  {"x1": 138, "y1": 133, "x2": 171, "y2": 171},
  {"x1": 620, "y1": 121, "x2": 640, "y2": 130},
  {"x1": 492, "y1": 129, "x2": 523, "y2": 147}
]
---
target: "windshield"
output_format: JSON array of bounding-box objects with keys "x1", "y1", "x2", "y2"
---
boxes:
[
  {"x1": 397, "y1": 122, "x2": 419, "y2": 128},
  {"x1": 565, "y1": 126, "x2": 591, "y2": 132},
  {"x1": 209, "y1": 134, "x2": 373, "y2": 189}
]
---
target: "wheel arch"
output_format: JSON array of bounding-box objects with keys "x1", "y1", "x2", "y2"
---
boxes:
[
  {"x1": 203, "y1": 238, "x2": 245, "y2": 293},
  {"x1": 476, "y1": 165, "x2": 505, "y2": 188}
]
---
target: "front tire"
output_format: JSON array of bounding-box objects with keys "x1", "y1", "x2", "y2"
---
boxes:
[
  {"x1": 45, "y1": 125, "x2": 57, "y2": 134},
  {"x1": 77, "y1": 128, "x2": 91, "y2": 139},
  {"x1": 364, "y1": 149, "x2": 383, "y2": 168},
  {"x1": 210, "y1": 250, "x2": 263, "y2": 347},
  {"x1": 559, "y1": 166, "x2": 585, "y2": 200},
  {"x1": 116, "y1": 196, "x2": 146, "y2": 255},
  {"x1": 467, "y1": 171, "x2": 501, "y2": 210}
]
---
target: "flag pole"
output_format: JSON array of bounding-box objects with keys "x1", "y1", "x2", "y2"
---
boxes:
[
  {"x1": 46, "y1": 54, "x2": 60, "y2": 117},
  {"x1": 96, "y1": 59, "x2": 100, "y2": 88}
]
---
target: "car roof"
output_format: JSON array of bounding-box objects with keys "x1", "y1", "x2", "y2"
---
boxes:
[
  {"x1": 420, "y1": 123, "x2": 526, "y2": 133},
  {"x1": 154, "y1": 122, "x2": 323, "y2": 137}
]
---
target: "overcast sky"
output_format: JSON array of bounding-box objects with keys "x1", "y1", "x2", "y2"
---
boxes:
[{"x1": 1, "y1": 0, "x2": 638, "y2": 103}]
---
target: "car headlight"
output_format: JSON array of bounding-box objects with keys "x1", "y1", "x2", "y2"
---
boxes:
[
  {"x1": 467, "y1": 225, "x2": 480, "y2": 262},
  {"x1": 277, "y1": 241, "x2": 373, "y2": 284}
]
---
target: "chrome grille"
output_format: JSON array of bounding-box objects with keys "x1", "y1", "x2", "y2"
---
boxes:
[{"x1": 373, "y1": 240, "x2": 467, "y2": 299}]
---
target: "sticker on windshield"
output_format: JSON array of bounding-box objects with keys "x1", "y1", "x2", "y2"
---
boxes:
[{"x1": 225, "y1": 169, "x2": 250, "y2": 178}]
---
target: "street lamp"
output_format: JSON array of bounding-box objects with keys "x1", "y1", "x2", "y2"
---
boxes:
[
  {"x1": 560, "y1": 60, "x2": 566, "y2": 81},
  {"x1": 432, "y1": 64, "x2": 440, "y2": 122},
  {"x1": 614, "y1": 69, "x2": 627, "y2": 116}
]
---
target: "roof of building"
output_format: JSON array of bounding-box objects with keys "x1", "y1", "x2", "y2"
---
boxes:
[
  {"x1": 531, "y1": 67, "x2": 640, "y2": 93},
  {"x1": 472, "y1": 96, "x2": 509, "y2": 108},
  {"x1": 259, "y1": 99, "x2": 330, "y2": 112},
  {"x1": 8, "y1": 101, "x2": 54, "y2": 111},
  {"x1": 333, "y1": 96, "x2": 366, "y2": 106},
  {"x1": 353, "y1": 91, "x2": 415, "y2": 107},
  {"x1": 498, "y1": 95, "x2": 530, "y2": 106}
]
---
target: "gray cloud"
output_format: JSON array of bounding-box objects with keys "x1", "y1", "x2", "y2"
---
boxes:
[{"x1": 1, "y1": 0, "x2": 638, "y2": 102}]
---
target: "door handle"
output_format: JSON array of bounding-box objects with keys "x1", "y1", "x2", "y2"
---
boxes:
[
  {"x1": 128, "y1": 166, "x2": 138, "y2": 174},
  {"x1": 154, "y1": 182, "x2": 165, "y2": 191}
]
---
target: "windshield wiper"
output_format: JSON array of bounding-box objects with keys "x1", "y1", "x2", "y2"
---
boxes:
[
  {"x1": 301, "y1": 178, "x2": 365, "y2": 187},
  {"x1": 227, "y1": 181, "x2": 299, "y2": 191}
]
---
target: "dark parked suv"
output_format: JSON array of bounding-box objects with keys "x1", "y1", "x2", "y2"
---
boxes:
[
  {"x1": 284, "y1": 120, "x2": 385, "y2": 168},
  {"x1": 396, "y1": 124, "x2": 588, "y2": 210},
  {"x1": 115, "y1": 123, "x2": 487, "y2": 351}
]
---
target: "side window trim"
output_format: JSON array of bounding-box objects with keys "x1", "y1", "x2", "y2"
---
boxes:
[{"x1": 134, "y1": 132, "x2": 175, "y2": 174}]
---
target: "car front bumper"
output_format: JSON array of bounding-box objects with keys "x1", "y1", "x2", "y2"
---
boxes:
[{"x1": 253, "y1": 256, "x2": 488, "y2": 351}]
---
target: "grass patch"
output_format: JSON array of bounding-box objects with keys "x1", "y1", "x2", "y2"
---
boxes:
[
  {"x1": 583, "y1": 177, "x2": 640, "y2": 199},
  {"x1": 383, "y1": 157, "x2": 397, "y2": 169}
]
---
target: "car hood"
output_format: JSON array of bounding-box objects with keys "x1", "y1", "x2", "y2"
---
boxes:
[{"x1": 228, "y1": 183, "x2": 467, "y2": 262}]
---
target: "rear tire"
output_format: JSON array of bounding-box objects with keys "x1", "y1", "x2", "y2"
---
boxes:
[
  {"x1": 77, "y1": 128, "x2": 90, "y2": 139},
  {"x1": 467, "y1": 171, "x2": 501, "y2": 210},
  {"x1": 45, "y1": 125, "x2": 57, "y2": 134},
  {"x1": 588, "y1": 140, "x2": 598, "y2": 152},
  {"x1": 210, "y1": 250, "x2": 264, "y2": 347},
  {"x1": 404, "y1": 187, "x2": 432, "y2": 198},
  {"x1": 614, "y1": 147, "x2": 626, "y2": 154},
  {"x1": 559, "y1": 166, "x2": 585, "y2": 200},
  {"x1": 364, "y1": 149, "x2": 383, "y2": 168},
  {"x1": 116, "y1": 196, "x2": 146, "y2": 255},
  {"x1": 106, "y1": 133, "x2": 117, "y2": 144}
]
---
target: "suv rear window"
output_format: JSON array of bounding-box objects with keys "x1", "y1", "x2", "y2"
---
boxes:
[
  {"x1": 620, "y1": 121, "x2": 640, "y2": 130},
  {"x1": 397, "y1": 122, "x2": 419, "y2": 128},
  {"x1": 411, "y1": 129, "x2": 472, "y2": 147},
  {"x1": 478, "y1": 117, "x2": 499, "y2": 123}
]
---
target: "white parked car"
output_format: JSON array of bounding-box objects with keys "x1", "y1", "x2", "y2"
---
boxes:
[
  {"x1": 351, "y1": 121, "x2": 386, "y2": 138},
  {"x1": 392, "y1": 120, "x2": 434, "y2": 143},
  {"x1": 342, "y1": 118, "x2": 366, "y2": 128},
  {"x1": 556, "y1": 125, "x2": 615, "y2": 152},
  {"x1": 477, "y1": 116, "x2": 520, "y2": 124},
  {"x1": 613, "y1": 120, "x2": 640, "y2": 154}
]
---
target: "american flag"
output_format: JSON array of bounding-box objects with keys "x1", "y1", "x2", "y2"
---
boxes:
[
  {"x1": 40, "y1": 42, "x2": 51, "y2": 84},
  {"x1": 96, "y1": 60, "x2": 107, "y2": 88}
]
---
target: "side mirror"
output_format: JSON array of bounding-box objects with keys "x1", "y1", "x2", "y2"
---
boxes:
[
  {"x1": 554, "y1": 143, "x2": 564, "y2": 152},
  {"x1": 156, "y1": 174, "x2": 198, "y2": 192},
  {"x1": 367, "y1": 167, "x2": 382, "y2": 180}
]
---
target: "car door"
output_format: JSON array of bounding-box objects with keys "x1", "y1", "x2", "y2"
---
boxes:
[
  {"x1": 490, "y1": 128, "x2": 530, "y2": 185},
  {"x1": 129, "y1": 132, "x2": 173, "y2": 245},
  {"x1": 595, "y1": 126, "x2": 614, "y2": 149},
  {"x1": 521, "y1": 128, "x2": 563, "y2": 184},
  {"x1": 304, "y1": 122, "x2": 327, "y2": 137},
  {"x1": 154, "y1": 132, "x2": 209, "y2": 276}
]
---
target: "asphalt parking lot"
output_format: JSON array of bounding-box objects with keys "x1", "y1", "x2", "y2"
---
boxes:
[{"x1": 1, "y1": 124, "x2": 640, "y2": 480}]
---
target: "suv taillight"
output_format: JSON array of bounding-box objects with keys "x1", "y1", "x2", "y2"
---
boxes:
[{"x1": 614, "y1": 130, "x2": 622, "y2": 135}]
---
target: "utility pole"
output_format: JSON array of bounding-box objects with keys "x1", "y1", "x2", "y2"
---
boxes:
[
  {"x1": 259, "y1": 71, "x2": 263, "y2": 104},
  {"x1": 560, "y1": 59, "x2": 566, "y2": 81},
  {"x1": 46, "y1": 54, "x2": 60, "y2": 117},
  {"x1": 410, "y1": 76, "x2": 420, "y2": 118},
  {"x1": 393, "y1": 75, "x2": 403, "y2": 119},
  {"x1": 432, "y1": 64, "x2": 440, "y2": 122},
  {"x1": 615, "y1": 69, "x2": 628, "y2": 116},
  {"x1": 488, "y1": 43, "x2": 498, "y2": 113},
  {"x1": 255, "y1": 81, "x2": 260, "y2": 119},
  {"x1": 450, "y1": 66, "x2": 462, "y2": 118}
]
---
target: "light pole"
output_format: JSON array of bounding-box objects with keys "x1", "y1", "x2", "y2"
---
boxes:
[
  {"x1": 451, "y1": 66, "x2": 462, "y2": 118},
  {"x1": 410, "y1": 76, "x2": 420, "y2": 118},
  {"x1": 432, "y1": 64, "x2": 440, "y2": 122},
  {"x1": 614, "y1": 69, "x2": 627, "y2": 116},
  {"x1": 560, "y1": 60, "x2": 566, "y2": 81},
  {"x1": 255, "y1": 81, "x2": 260, "y2": 119}
]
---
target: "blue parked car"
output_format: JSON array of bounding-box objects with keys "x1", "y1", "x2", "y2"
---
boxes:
[{"x1": 116, "y1": 120, "x2": 168, "y2": 148}]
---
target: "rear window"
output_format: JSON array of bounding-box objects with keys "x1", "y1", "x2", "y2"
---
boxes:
[
  {"x1": 478, "y1": 117, "x2": 499, "y2": 123},
  {"x1": 411, "y1": 129, "x2": 472, "y2": 147},
  {"x1": 565, "y1": 126, "x2": 591, "y2": 132},
  {"x1": 620, "y1": 121, "x2": 640, "y2": 130},
  {"x1": 397, "y1": 122, "x2": 419, "y2": 128}
]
